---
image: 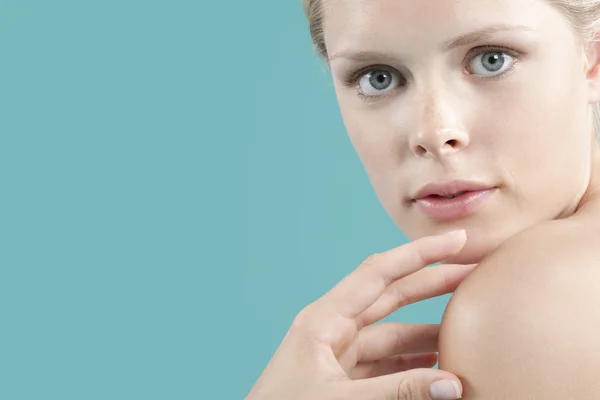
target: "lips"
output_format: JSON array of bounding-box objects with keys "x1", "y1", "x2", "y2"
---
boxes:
[
  {"x1": 413, "y1": 180, "x2": 495, "y2": 200},
  {"x1": 409, "y1": 180, "x2": 498, "y2": 220}
]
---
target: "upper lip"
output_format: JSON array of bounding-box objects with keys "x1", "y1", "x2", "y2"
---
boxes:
[{"x1": 413, "y1": 180, "x2": 495, "y2": 200}]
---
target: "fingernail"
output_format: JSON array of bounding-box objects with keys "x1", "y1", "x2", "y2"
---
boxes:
[
  {"x1": 446, "y1": 229, "x2": 466, "y2": 238},
  {"x1": 429, "y1": 379, "x2": 462, "y2": 400}
]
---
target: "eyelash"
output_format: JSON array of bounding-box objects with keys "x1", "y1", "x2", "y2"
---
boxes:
[{"x1": 346, "y1": 45, "x2": 521, "y2": 102}]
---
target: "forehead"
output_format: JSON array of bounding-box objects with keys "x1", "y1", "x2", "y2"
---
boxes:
[{"x1": 321, "y1": 0, "x2": 555, "y2": 54}]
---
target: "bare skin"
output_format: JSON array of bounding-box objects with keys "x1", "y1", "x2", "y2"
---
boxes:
[
  {"x1": 324, "y1": 0, "x2": 600, "y2": 265},
  {"x1": 247, "y1": 231, "x2": 478, "y2": 400},
  {"x1": 248, "y1": 0, "x2": 600, "y2": 398},
  {"x1": 322, "y1": 0, "x2": 600, "y2": 392},
  {"x1": 437, "y1": 154, "x2": 600, "y2": 399},
  {"x1": 321, "y1": 1, "x2": 600, "y2": 394}
]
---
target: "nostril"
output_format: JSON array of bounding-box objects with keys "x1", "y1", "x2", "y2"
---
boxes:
[{"x1": 415, "y1": 145, "x2": 427, "y2": 156}]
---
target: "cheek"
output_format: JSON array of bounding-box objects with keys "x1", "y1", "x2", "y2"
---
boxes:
[
  {"x1": 338, "y1": 99, "x2": 401, "y2": 170},
  {"x1": 475, "y1": 70, "x2": 591, "y2": 209},
  {"x1": 476, "y1": 64, "x2": 589, "y2": 159},
  {"x1": 336, "y1": 99, "x2": 410, "y2": 211}
]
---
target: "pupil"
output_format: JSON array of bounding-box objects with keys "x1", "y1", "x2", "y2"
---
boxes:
[
  {"x1": 370, "y1": 71, "x2": 391, "y2": 90},
  {"x1": 484, "y1": 52, "x2": 504, "y2": 72}
]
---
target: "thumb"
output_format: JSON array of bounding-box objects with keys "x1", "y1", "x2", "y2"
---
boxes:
[{"x1": 345, "y1": 368, "x2": 463, "y2": 400}]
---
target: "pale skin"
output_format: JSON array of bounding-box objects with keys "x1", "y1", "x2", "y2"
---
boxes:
[
  {"x1": 438, "y1": 197, "x2": 600, "y2": 399},
  {"x1": 247, "y1": 0, "x2": 600, "y2": 398},
  {"x1": 247, "y1": 231, "x2": 479, "y2": 400}
]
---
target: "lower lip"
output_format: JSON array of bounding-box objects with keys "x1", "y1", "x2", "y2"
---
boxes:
[{"x1": 414, "y1": 188, "x2": 497, "y2": 221}]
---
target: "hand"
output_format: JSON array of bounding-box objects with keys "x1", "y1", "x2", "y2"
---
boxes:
[{"x1": 246, "y1": 230, "x2": 476, "y2": 400}]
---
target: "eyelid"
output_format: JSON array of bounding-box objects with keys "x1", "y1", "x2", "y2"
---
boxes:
[{"x1": 468, "y1": 44, "x2": 521, "y2": 56}]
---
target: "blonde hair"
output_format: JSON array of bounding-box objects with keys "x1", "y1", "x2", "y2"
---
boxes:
[{"x1": 301, "y1": 0, "x2": 600, "y2": 142}]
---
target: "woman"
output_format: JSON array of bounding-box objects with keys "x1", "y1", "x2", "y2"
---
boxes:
[{"x1": 247, "y1": 0, "x2": 600, "y2": 399}]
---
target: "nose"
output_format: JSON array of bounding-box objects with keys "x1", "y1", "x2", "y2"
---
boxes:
[{"x1": 408, "y1": 89, "x2": 470, "y2": 159}]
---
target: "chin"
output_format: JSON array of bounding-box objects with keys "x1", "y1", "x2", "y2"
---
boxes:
[{"x1": 404, "y1": 221, "x2": 522, "y2": 265}]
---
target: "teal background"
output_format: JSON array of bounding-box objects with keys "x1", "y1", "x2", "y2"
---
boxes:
[{"x1": 2, "y1": 1, "x2": 450, "y2": 399}]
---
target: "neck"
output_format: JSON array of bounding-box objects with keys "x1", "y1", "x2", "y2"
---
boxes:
[{"x1": 574, "y1": 140, "x2": 600, "y2": 216}]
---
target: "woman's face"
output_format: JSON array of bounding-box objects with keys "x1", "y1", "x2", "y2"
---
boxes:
[{"x1": 325, "y1": 0, "x2": 600, "y2": 264}]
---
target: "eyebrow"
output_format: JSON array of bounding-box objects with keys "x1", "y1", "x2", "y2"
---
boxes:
[
  {"x1": 443, "y1": 23, "x2": 535, "y2": 50},
  {"x1": 328, "y1": 24, "x2": 536, "y2": 62}
]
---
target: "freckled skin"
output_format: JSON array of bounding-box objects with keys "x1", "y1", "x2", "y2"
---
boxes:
[
  {"x1": 322, "y1": 0, "x2": 600, "y2": 265},
  {"x1": 321, "y1": 0, "x2": 600, "y2": 397}
]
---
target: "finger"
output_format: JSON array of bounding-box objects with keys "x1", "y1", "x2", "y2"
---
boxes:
[
  {"x1": 356, "y1": 322, "x2": 440, "y2": 363},
  {"x1": 341, "y1": 368, "x2": 463, "y2": 400},
  {"x1": 349, "y1": 353, "x2": 439, "y2": 380},
  {"x1": 357, "y1": 263, "x2": 477, "y2": 328},
  {"x1": 320, "y1": 230, "x2": 468, "y2": 320}
]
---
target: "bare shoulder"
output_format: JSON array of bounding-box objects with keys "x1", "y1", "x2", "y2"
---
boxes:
[{"x1": 438, "y1": 213, "x2": 600, "y2": 399}]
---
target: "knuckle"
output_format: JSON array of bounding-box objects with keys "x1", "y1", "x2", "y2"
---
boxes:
[
  {"x1": 360, "y1": 252, "x2": 388, "y2": 283},
  {"x1": 291, "y1": 303, "x2": 352, "y2": 345},
  {"x1": 392, "y1": 282, "x2": 415, "y2": 309},
  {"x1": 291, "y1": 304, "x2": 317, "y2": 333},
  {"x1": 396, "y1": 378, "x2": 423, "y2": 400},
  {"x1": 392, "y1": 322, "x2": 406, "y2": 351},
  {"x1": 359, "y1": 251, "x2": 406, "y2": 299},
  {"x1": 362, "y1": 252, "x2": 383, "y2": 267},
  {"x1": 412, "y1": 246, "x2": 428, "y2": 267}
]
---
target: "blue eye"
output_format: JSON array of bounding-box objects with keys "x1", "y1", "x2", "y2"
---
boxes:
[
  {"x1": 469, "y1": 51, "x2": 515, "y2": 77},
  {"x1": 358, "y1": 70, "x2": 401, "y2": 95}
]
